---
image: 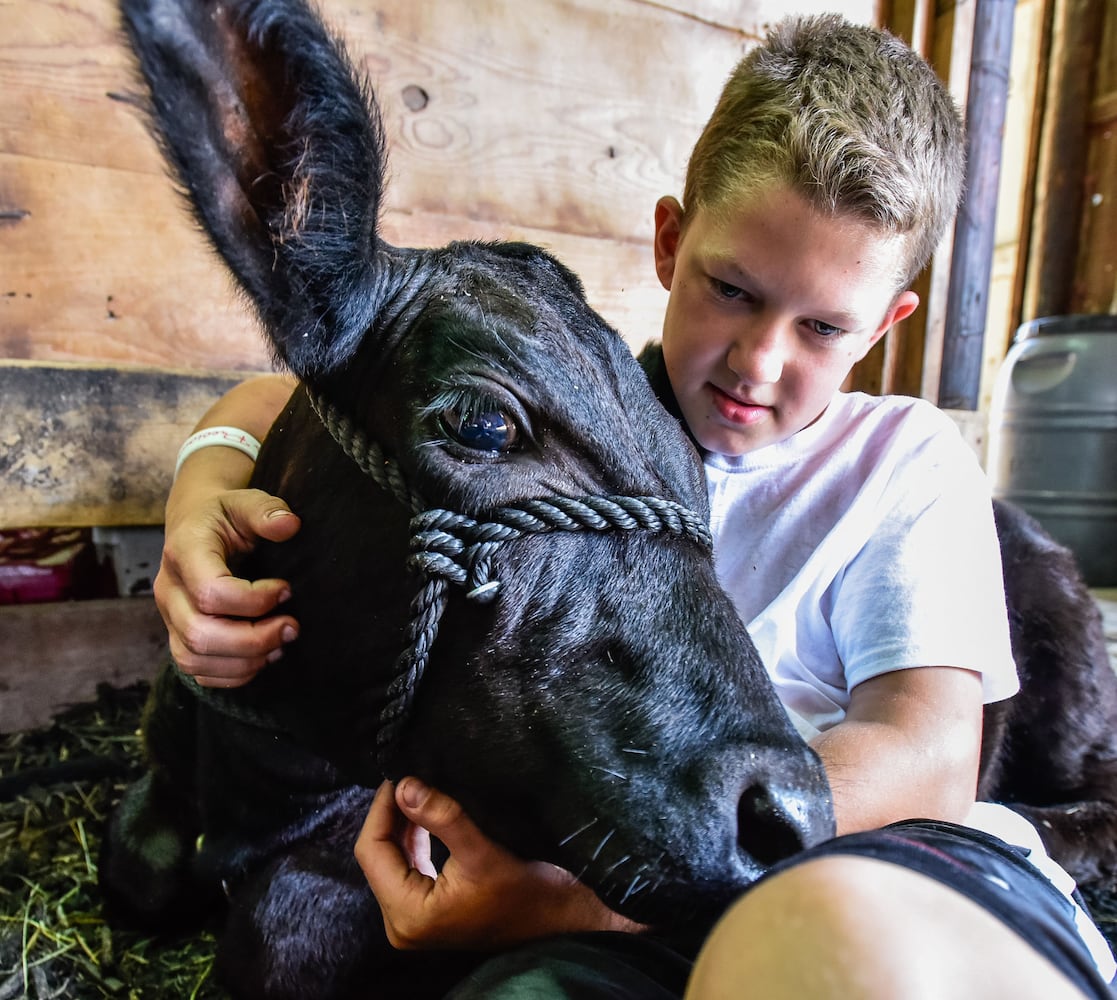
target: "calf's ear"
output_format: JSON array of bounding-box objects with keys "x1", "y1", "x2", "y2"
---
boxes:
[{"x1": 120, "y1": 0, "x2": 389, "y2": 377}]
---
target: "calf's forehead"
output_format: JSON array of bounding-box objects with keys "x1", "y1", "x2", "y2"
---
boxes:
[{"x1": 389, "y1": 248, "x2": 640, "y2": 408}]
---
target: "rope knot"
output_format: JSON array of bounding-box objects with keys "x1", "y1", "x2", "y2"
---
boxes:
[{"x1": 408, "y1": 510, "x2": 508, "y2": 601}]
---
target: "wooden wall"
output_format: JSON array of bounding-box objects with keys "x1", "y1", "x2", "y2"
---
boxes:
[
  {"x1": 4, "y1": 0, "x2": 1111, "y2": 454},
  {"x1": 1, "y1": 0, "x2": 876, "y2": 376},
  {"x1": 2, "y1": 0, "x2": 1110, "y2": 729},
  {"x1": 853, "y1": 0, "x2": 1117, "y2": 416},
  {"x1": 1, "y1": 0, "x2": 878, "y2": 728}
]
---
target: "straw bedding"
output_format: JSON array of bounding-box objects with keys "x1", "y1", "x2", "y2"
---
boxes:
[{"x1": 0, "y1": 685, "x2": 221, "y2": 999}]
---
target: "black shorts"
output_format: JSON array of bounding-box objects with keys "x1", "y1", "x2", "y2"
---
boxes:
[
  {"x1": 446, "y1": 820, "x2": 1116, "y2": 1000},
  {"x1": 770, "y1": 819, "x2": 1116, "y2": 999}
]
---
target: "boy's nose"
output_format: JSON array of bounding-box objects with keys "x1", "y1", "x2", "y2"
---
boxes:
[{"x1": 727, "y1": 321, "x2": 785, "y2": 386}]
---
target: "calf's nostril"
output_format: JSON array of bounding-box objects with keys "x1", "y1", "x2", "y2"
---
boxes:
[{"x1": 736, "y1": 783, "x2": 811, "y2": 867}]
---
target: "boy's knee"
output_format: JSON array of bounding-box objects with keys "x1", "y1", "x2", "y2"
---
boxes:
[
  {"x1": 686, "y1": 857, "x2": 890, "y2": 1000},
  {"x1": 687, "y1": 856, "x2": 1087, "y2": 1000}
]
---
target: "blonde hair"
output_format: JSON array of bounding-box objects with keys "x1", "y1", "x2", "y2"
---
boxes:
[{"x1": 683, "y1": 14, "x2": 965, "y2": 287}]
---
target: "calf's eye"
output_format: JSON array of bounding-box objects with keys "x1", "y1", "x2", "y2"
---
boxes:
[{"x1": 439, "y1": 400, "x2": 519, "y2": 453}]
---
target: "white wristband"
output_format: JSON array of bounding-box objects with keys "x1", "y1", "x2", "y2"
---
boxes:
[{"x1": 174, "y1": 426, "x2": 262, "y2": 478}]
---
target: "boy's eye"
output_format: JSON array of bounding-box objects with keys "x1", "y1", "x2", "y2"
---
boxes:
[
  {"x1": 439, "y1": 397, "x2": 519, "y2": 453},
  {"x1": 810, "y1": 319, "x2": 844, "y2": 338},
  {"x1": 712, "y1": 278, "x2": 746, "y2": 300}
]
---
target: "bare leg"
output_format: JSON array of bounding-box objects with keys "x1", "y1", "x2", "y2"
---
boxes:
[{"x1": 685, "y1": 856, "x2": 1088, "y2": 1000}]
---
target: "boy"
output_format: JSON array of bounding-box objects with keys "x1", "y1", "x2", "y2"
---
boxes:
[{"x1": 155, "y1": 14, "x2": 1115, "y2": 996}]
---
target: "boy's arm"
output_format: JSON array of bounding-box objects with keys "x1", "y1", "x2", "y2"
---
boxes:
[
  {"x1": 810, "y1": 665, "x2": 983, "y2": 835},
  {"x1": 155, "y1": 373, "x2": 302, "y2": 687}
]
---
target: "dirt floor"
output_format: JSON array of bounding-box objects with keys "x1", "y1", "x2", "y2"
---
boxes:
[{"x1": 3, "y1": 667, "x2": 1117, "y2": 998}]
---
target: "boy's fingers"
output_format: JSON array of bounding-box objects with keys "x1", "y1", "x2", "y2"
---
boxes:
[
  {"x1": 179, "y1": 659, "x2": 268, "y2": 688},
  {"x1": 394, "y1": 778, "x2": 499, "y2": 872},
  {"x1": 226, "y1": 494, "x2": 301, "y2": 545},
  {"x1": 190, "y1": 573, "x2": 293, "y2": 620},
  {"x1": 359, "y1": 781, "x2": 399, "y2": 845},
  {"x1": 161, "y1": 595, "x2": 299, "y2": 687},
  {"x1": 357, "y1": 782, "x2": 436, "y2": 897},
  {"x1": 161, "y1": 580, "x2": 298, "y2": 653},
  {"x1": 401, "y1": 821, "x2": 438, "y2": 878}
]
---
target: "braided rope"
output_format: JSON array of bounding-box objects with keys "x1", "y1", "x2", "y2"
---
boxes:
[
  {"x1": 374, "y1": 496, "x2": 711, "y2": 768},
  {"x1": 306, "y1": 388, "x2": 426, "y2": 512},
  {"x1": 180, "y1": 387, "x2": 712, "y2": 771}
]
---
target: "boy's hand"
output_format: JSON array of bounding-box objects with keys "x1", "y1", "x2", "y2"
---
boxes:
[
  {"x1": 155, "y1": 487, "x2": 301, "y2": 687},
  {"x1": 356, "y1": 778, "x2": 644, "y2": 951}
]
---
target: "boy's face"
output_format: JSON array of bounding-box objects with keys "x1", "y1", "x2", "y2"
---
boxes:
[{"x1": 653, "y1": 183, "x2": 918, "y2": 456}]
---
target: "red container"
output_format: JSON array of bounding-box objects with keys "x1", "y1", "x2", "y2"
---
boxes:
[{"x1": 0, "y1": 527, "x2": 114, "y2": 604}]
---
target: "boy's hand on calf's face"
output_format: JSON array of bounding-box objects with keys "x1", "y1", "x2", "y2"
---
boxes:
[{"x1": 356, "y1": 778, "x2": 646, "y2": 950}]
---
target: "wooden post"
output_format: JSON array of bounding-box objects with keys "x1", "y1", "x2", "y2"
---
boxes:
[
  {"x1": 939, "y1": 0, "x2": 1017, "y2": 411},
  {"x1": 849, "y1": 0, "x2": 969, "y2": 399},
  {"x1": 1023, "y1": 0, "x2": 1106, "y2": 320}
]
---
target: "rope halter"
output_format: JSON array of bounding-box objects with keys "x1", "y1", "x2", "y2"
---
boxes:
[{"x1": 209, "y1": 387, "x2": 714, "y2": 770}]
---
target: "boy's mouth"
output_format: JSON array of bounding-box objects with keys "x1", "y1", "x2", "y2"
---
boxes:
[{"x1": 708, "y1": 383, "x2": 771, "y2": 425}]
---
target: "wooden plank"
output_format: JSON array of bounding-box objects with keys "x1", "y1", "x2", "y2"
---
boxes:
[
  {"x1": 973, "y1": 0, "x2": 1047, "y2": 412},
  {"x1": 0, "y1": 152, "x2": 272, "y2": 370},
  {"x1": 0, "y1": 597, "x2": 164, "y2": 734},
  {"x1": 344, "y1": 0, "x2": 736, "y2": 240},
  {"x1": 918, "y1": 0, "x2": 975, "y2": 403},
  {"x1": 1076, "y1": 90, "x2": 1117, "y2": 313},
  {"x1": 2, "y1": 0, "x2": 735, "y2": 234},
  {"x1": 1, "y1": 0, "x2": 750, "y2": 371},
  {"x1": 0, "y1": 361, "x2": 260, "y2": 528},
  {"x1": 0, "y1": 150, "x2": 664, "y2": 361},
  {"x1": 938, "y1": 0, "x2": 1017, "y2": 412},
  {"x1": 988, "y1": 0, "x2": 1047, "y2": 373},
  {"x1": 851, "y1": 0, "x2": 971, "y2": 400},
  {"x1": 635, "y1": 0, "x2": 877, "y2": 33},
  {"x1": 882, "y1": 0, "x2": 934, "y2": 53},
  {"x1": 851, "y1": 0, "x2": 940, "y2": 398}
]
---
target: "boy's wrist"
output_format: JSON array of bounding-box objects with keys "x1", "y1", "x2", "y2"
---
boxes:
[{"x1": 165, "y1": 445, "x2": 258, "y2": 523}]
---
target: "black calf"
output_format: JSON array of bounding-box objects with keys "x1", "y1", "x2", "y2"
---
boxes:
[
  {"x1": 981, "y1": 499, "x2": 1117, "y2": 890},
  {"x1": 101, "y1": 2, "x2": 833, "y2": 997}
]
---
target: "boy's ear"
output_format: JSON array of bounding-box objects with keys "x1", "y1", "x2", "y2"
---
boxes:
[
  {"x1": 866, "y1": 290, "x2": 920, "y2": 351},
  {"x1": 653, "y1": 196, "x2": 685, "y2": 291}
]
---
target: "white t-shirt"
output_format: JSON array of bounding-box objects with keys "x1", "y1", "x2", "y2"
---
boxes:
[
  {"x1": 704, "y1": 390, "x2": 1019, "y2": 741},
  {"x1": 704, "y1": 390, "x2": 1115, "y2": 981}
]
